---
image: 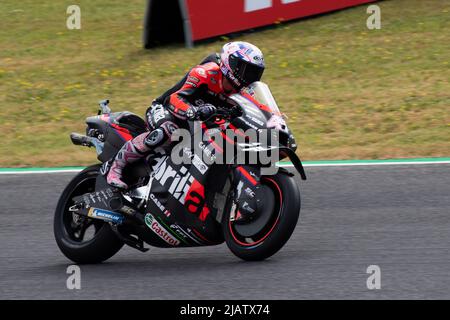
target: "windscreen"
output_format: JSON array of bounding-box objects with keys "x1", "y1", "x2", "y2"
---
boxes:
[{"x1": 244, "y1": 81, "x2": 281, "y2": 114}]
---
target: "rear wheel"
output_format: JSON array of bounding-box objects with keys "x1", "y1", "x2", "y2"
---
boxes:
[
  {"x1": 53, "y1": 164, "x2": 124, "y2": 264},
  {"x1": 223, "y1": 171, "x2": 300, "y2": 261}
]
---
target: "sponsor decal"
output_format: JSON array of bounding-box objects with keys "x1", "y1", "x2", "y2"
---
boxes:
[
  {"x1": 204, "y1": 127, "x2": 221, "y2": 135},
  {"x1": 241, "y1": 201, "x2": 255, "y2": 213},
  {"x1": 253, "y1": 55, "x2": 263, "y2": 61},
  {"x1": 244, "y1": 187, "x2": 256, "y2": 198},
  {"x1": 192, "y1": 154, "x2": 208, "y2": 174},
  {"x1": 240, "y1": 118, "x2": 260, "y2": 130},
  {"x1": 82, "y1": 189, "x2": 114, "y2": 207},
  {"x1": 183, "y1": 147, "x2": 208, "y2": 174},
  {"x1": 169, "y1": 224, "x2": 188, "y2": 241},
  {"x1": 187, "y1": 76, "x2": 200, "y2": 83},
  {"x1": 144, "y1": 213, "x2": 180, "y2": 246},
  {"x1": 170, "y1": 224, "x2": 204, "y2": 244},
  {"x1": 245, "y1": 114, "x2": 265, "y2": 126},
  {"x1": 199, "y1": 141, "x2": 216, "y2": 161},
  {"x1": 195, "y1": 67, "x2": 207, "y2": 78},
  {"x1": 149, "y1": 193, "x2": 171, "y2": 217},
  {"x1": 185, "y1": 81, "x2": 198, "y2": 88},
  {"x1": 152, "y1": 105, "x2": 167, "y2": 123},
  {"x1": 88, "y1": 208, "x2": 124, "y2": 224}
]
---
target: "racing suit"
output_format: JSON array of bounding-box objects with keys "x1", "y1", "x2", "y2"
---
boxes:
[{"x1": 107, "y1": 54, "x2": 260, "y2": 220}]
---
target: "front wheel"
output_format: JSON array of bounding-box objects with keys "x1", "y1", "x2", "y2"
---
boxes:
[
  {"x1": 53, "y1": 164, "x2": 124, "y2": 264},
  {"x1": 223, "y1": 171, "x2": 301, "y2": 261}
]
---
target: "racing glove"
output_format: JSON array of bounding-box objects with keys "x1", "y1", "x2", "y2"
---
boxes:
[{"x1": 186, "y1": 104, "x2": 217, "y2": 121}]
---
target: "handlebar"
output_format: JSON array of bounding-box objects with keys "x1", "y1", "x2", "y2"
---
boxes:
[
  {"x1": 187, "y1": 104, "x2": 242, "y2": 121},
  {"x1": 215, "y1": 106, "x2": 242, "y2": 119}
]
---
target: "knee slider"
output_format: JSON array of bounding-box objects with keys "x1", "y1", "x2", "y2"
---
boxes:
[{"x1": 144, "y1": 128, "x2": 167, "y2": 148}]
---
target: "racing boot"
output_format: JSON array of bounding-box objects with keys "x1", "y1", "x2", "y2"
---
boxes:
[{"x1": 107, "y1": 129, "x2": 166, "y2": 189}]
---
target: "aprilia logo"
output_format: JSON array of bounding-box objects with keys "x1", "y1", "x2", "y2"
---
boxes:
[
  {"x1": 152, "y1": 156, "x2": 195, "y2": 204},
  {"x1": 152, "y1": 156, "x2": 209, "y2": 222}
]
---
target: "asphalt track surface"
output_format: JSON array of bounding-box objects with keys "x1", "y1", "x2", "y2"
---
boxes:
[{"x1": 1, "y1": 164, "x2": 449, "y2": 300}]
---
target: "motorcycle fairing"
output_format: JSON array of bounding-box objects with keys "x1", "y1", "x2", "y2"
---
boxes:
[{"x1": 143, "y1": 151, "x2": 226, "y2": 247}]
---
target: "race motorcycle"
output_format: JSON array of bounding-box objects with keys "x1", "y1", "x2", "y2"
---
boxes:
[{"x1": 54, "y1": 82, "x2": 306, "y2": 263}]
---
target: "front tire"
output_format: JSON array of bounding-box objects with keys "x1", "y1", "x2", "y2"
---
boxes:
[
  {"x1": 54, "y1": 164, "x2": 124, "y2": 264},
  {"x1": 223, "y1": 171, "x2": 301, "y2": 261}
]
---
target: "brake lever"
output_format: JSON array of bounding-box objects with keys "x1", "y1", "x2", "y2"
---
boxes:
[
  {"x1": 215, "y1": 106, "x2": 242, "y2": 120},
  {"x1": 230, "y1": 105, "x2": 243, "y2": 118}
]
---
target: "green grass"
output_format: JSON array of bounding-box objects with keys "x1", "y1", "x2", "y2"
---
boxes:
[{"x1": 0, "y1": 0, "x2": 449, "y2": 167}]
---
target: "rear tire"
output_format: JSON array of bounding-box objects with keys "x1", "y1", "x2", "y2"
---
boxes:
[
  {"x1": 223, "y1": 171, "x2": 300, "y2": 261},
  {"x1": 53, "y1": 164, "x2": 124, "y2": 264}
]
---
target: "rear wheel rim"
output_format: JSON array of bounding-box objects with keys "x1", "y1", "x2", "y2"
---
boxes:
[
  {"x1": 229, "y1": 177, "x2": 283, "y2": 248},
  {"x1": 61, "y1": 174, "x2": 105, "y2": 244}
]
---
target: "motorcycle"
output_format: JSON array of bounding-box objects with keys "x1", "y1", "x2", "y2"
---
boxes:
[{"x1": 53, "y1": 81, "x2": 306, "y2": 263}]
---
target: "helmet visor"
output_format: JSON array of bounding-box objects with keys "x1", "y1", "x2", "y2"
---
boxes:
[{"x1": 229, "y1": 55, "x2": 265, "y2": 87}]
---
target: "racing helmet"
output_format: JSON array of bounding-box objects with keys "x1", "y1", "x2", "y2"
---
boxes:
[{"x1": 220, "y1": 41, "x2": 265, "y2": 90}]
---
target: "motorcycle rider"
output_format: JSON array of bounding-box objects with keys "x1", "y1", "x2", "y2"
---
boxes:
[{"x1": 106, "y1": 41, "x2": 266, "y2": 221}]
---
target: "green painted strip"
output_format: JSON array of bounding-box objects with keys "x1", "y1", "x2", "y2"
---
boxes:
[
  {"x1": 0, "y1": 166, "x2": 86, "y2": 173},
  {"x1": 0, "y1": 157, "x2": 449, "y2": 173}
]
